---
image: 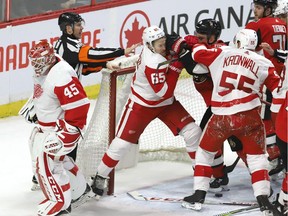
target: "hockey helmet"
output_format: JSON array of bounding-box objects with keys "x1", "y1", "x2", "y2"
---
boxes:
[
  {"x1": 142, "y1": 25, "x2": 165, "y2": 47},
  {"x1": 195, "y1": 19, "x2": 222, "y2": 44},
  {"x1": 274, "y1": 0, "x2": 288, "y2": 16},
  {"x1": 253, "y1": 0, "x2": 278, "y2": 6},
  {"x1": 58, "y1": 12, "x2": 84, "y2": 33},
  {"x1": 234, "y1": 29, "x2": 258, "y2": 50},
  {"x1": 29, "y1": 40, "x2": 56, "y2": 77},
  {"x1": 253, "y1": 0, "x2": 278, "y2": 12}
]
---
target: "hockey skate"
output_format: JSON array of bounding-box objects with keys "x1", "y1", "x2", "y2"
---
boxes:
[
  {"x1": 71, "y1": 183, "x2": 95, "y2": 209},
  {"x1": 256, "y1": 195, "x2": 282, "y2": 216},
  {"x1": 209, "y1": 173, "x2": 229, "y2": 193},
  {"x1": 91, "y1": 173, "x2": 108, "y2": 198},
  {"x1": 181, "y1": 190, "x2": 206, "y2": 211},
  {"x1": 282, "y1": 204, "x2": 288, "y2": 216},
  {"x1": 31, "y1": 175, "x2": 40, "y2": 191},
  {"x1": 273, "y1": 193, "x2": 288, "y2": 216}
]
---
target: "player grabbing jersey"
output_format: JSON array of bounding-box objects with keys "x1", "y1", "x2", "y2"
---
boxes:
[
  {"x1": 181, "y1": 29, "x2": 282, "y2": 216},
  {"x1": 90, "y1": 26, "x2": 202, "y2": 197},
  {"x1": 25, "y1": 40, "x2": 91, "y2": 215},
  {"x1": 183, "y1": 19, "x2": 247, "y2": 192}
]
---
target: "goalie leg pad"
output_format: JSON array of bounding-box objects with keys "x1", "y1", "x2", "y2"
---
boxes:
[
  {"x1": 63, "y1": 156, "x2": 87, "y2": 201},
  {"x1": 29, "y1": 127, "x2": 47, "y2": 175},
  {"x1": 36, "y1": 152, "x2": 71, "y2": 215}
]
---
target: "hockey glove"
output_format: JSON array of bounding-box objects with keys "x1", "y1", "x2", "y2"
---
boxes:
[
  {"x1": 43, "y1": 119, "x2": 81, "y2": 156},
  {"x1": 18, "y1": 96, "x2": 38, "y2": 124},
  {"x1": 166, "y1": 32, "x2": 187, "y2": 57},
  {"x1": 184, "y1": 35, "x2": 199, "y2": 50}
]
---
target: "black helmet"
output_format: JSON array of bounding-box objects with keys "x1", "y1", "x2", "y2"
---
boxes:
[
  {"x1": 253, "y1": 0, "x2": 277, "y2": 7},
  {"x1": 58, "y1": 12, "x2": 84, "y2": 33},
  {"x1": 195, "y1": 19, "x2": 222, "y2": 44},
  {"x1": 253, "y1": 0, "x2": 278, "y2": 13}
]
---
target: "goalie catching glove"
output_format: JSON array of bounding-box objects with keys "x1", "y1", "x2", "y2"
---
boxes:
[
  {"x1": 42, "y1": 119, "x2": 81, "y2": 156},
  {"x1": 18, "y1": 96, "x2": 38, "y2": 124}
]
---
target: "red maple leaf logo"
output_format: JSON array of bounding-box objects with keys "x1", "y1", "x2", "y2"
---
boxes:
[{"x1": 124, "y1": 18, "x2": 146, "y2": 47}]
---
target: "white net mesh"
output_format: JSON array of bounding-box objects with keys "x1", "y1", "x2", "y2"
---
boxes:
[
  {"x1": 138, "y1": 75, "x2": 206, "y2": 162},
  {"x1": 77, "y1": 55, "x2": 138, "y2": 178}
]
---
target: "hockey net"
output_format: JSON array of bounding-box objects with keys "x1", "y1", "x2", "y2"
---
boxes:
[{"x1": 77, "y1": 54, "x2": 206, "y2": 194}]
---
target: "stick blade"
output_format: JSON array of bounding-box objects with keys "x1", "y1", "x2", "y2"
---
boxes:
[{"x1": 127, "y1": 191, "x2": 146, "y2": 201}]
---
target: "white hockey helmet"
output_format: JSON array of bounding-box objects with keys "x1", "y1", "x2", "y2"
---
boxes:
[
  {"x1": 234, "y1": 29, "x2": 258, "y2": 50},
  {"x1": 274, "y1": 0, "x2": 288, "y2": 16},
  {"x1": 142, "y1": 25, "x2": 165, "y2": 47}
]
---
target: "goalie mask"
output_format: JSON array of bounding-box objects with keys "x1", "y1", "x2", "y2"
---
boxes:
[
  {"x1": 195, "y1": 19, "x2": 222, "y2": 45},
  {"x1": 142, "y1": 25, "x2": 165, "y2": 49},
  {"x1": 234, "y1": 29, "x2": 258, "y2": 50},
  {"x1": 29, "y1": 40, "x2": 56, "y2": 77},
  {"x1": 58, "y1": 12, "x2": 84, "y2": 33}
]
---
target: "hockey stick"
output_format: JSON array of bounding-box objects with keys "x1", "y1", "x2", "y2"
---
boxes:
[
  {"x1": 213, "y1": 204, "x2": 259, "y2": 216},
  {"x1": 225, "y1": 156, "x2": 240, "y2": 173},
  {"x1": 127, "y1": 191, "x2": 257, "y2": 206},
  {"x1": 71, "y1": 185, "x2": 97, "y2": 209},
  {"x1": 155, "y1": 58, "x2": 179, "y2": 73}
]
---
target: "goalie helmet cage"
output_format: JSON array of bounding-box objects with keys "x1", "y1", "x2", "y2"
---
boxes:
[{"x1": 77, "y1": 55, "x2": 206, "y2": 195}]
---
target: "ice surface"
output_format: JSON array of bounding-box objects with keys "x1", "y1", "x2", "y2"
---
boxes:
[{"x1": 0, "y1": 100, "x2": 282, "y2": 216}]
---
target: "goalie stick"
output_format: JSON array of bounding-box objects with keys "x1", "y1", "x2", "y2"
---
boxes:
[
  {"x1": 213, "y1": 204, "x2": 259, "y2": 216},
  {"x1": 127, "y1": 191, "x2": 257, "y2": 206},
  {"x1": 71, "y1": 185, "x2": 97, "y2": 209}
]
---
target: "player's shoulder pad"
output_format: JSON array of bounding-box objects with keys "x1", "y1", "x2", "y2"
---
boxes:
[
  {"x1": 144, "y1": 48, "x2": 167, "y2": 69},
  {"x1": 47, "y1": 56, "x2": 77, "y2": 87},
  {"x1": 250, "y1": 50, "x2": 274, "y2": 67}
]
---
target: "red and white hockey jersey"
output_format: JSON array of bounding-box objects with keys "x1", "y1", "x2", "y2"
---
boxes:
[
  {"x1": 130, "y1": 46, "x2": 181, "y2": 107},
  {"x1": 193, "y1": 40, "x2": 227, "y2": 107},
  {"x1": 271, "y1": 56, "x2": 288, "y2": 142},
  {"x1": 192, "y1": 45, "x2": 281, "y2": 115},
  {"x1": 33, "y1": 54, "x2": 90, "y2": 131}
]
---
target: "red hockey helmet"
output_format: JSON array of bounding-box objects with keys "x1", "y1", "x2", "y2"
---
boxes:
[{"x1": 29, "y1": 40, "x2": 56, "y2": 77}]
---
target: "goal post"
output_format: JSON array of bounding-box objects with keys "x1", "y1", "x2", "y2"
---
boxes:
[
  {"x1": 77, "y1": 55, "x2": 206, "y2": 195},
  {"x1": 77, "y1": 55, "x2": 139, "y2": 195}
]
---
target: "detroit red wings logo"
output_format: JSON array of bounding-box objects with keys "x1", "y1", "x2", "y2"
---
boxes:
[{"x1": 33, "y1": 84, "x2": 43, "y2": 98}]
